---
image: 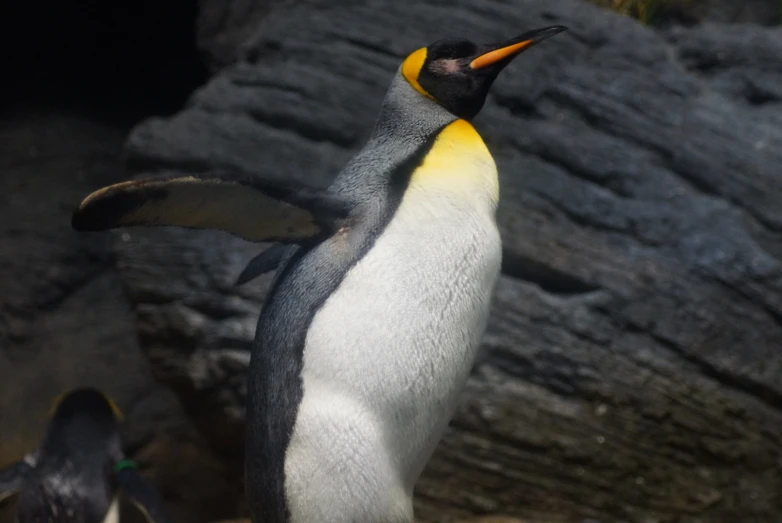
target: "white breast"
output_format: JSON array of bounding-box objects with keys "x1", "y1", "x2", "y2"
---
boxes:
[
  {"x1": 102, "y1": 497, "x2": 119, "y2": 523},
  {"x1": 284, "y1": 123, "x2": 502, "y2": 522}
]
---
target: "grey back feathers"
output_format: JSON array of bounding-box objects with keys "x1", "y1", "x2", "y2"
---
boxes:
[
  {"x1": 234, "y1": 76, "x2": 456, "y2": 287},
  {"x1": 331, "y1": 74, "x2": 457, "y2": 200}
]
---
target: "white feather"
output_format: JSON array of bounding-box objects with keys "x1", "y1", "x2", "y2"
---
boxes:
[
  {"x1": 284, "y1": 137, "x2": 502, "y2": 522},
  {"x1": 102, "y1": 496, "x2": 120, "y2": 523}
]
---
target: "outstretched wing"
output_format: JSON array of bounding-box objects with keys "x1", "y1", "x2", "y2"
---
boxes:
[
  {"x1": 0, "y1": 458, "x2": 33, "y2": 503},
  {"x1": 72, "y1": 172, "x2": 352, "y2": 243},
  {"x1": 115, "y1": 466, "x2": 173, "y2": 523}
]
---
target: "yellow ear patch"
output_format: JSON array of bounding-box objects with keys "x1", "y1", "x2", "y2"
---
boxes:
[
  {"x1": 103, "y1": 394, "x2": 125, "y2": 422},
  {"x1": 47, "y1": 392, "x2": 67, "y2": 417},
  {"x1": 401, "y1": 47, "x2": 434, "y2": 100},
  {"x1": 46, "y1": 390, "x2": 124, "y2": 422}
]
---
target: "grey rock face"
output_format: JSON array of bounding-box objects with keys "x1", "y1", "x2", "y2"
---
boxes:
[
  {"x1": 112, "y1": 0, "x2": 782, "y2": 521},
  {"x1": 0, "y1": 110, "x2": 239, "y2": 523},
  {"x1": 196, "y1": 0, "x2": 290, "y2": 72},
  {"x1": 688, "y1": 0, "x2": 781, "y2": 25},
  {"x1": 0, "y1": 111, "x2": 184, "y2": 456}
]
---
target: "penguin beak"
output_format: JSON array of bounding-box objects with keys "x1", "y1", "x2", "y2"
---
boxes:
[{"x1": 469, "y1": 25, "x2": 568, "y2": 70}]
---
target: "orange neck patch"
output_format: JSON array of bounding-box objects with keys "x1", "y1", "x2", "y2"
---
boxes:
[{"x1": 401, "y1": 48, "x2": 434, "y2": 100}]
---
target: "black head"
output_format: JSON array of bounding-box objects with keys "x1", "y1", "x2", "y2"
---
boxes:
[
  {"x1": 42, "y1": 387, "x2": 124, "y2": 454},
  {"x1": 401, "y1": 26, "x2": 568, "y2": 120}
]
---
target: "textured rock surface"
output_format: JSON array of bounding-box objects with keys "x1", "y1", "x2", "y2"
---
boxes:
[
  {"x1": 108, "y1": 0, "x2": 782, "y2": 521},
  {"x1": 196, "y1": 0, "x2": 280, "y2": 71},
  {"x1": 588, "y1": 0, "x2": 781, "y2": 25},
  {"x1": 0, "y1": 110, "x2": 184, "y2": 458},
  {"x1": 0, "y1": 2, "x2": 224, "y2": 522},
  {"x1": 687, "y1": 0, "x2": 781, "y2": 24},
  {"x1": 0, "y1": 110, "x2": 236, "y2": 523}
]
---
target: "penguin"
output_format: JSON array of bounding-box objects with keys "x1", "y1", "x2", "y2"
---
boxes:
[
  {"x1": 0, "y1": 387, "x2": 173, "y2": 523},
  {"x1": 70, "y1": 25, "x2": 568, "y2": 523}
]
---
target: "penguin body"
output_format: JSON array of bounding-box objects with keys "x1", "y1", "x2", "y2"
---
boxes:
[
  {"x1": 0, "y1": 388, "x2": 172, "y2": 523},
  {"x1": 71, "y1": 25, "x2": 567, "y2": 523},
  {"x1": 14, "y1": 476, "x2": 117, "y2": 523},
  {"x1": 280, "y1": 114, "x2": 502, "y2": 523}
]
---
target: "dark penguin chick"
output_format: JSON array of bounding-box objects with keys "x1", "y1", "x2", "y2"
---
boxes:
[
  {"x1": 70, "y1": 25, "x2": 568, "y2": 523},
  {"x1": 0, "y1": 388, "x2": 173, "y2": 523}
]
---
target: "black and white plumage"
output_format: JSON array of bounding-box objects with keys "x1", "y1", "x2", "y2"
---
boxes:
[
  {"x1": 71, "y1": 26, "x2": 567, "y2": 523},
  {"x1": 0, "y1": 388, "x2": 173, "y2": 523}
]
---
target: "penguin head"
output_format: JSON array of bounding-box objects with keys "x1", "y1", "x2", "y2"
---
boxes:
[
  {"x1": 43, "y1": 387, "x2": 124, "y2": 456},
  {"x1": 401, "y1": 25, "x2": 567, "y2": 120}
]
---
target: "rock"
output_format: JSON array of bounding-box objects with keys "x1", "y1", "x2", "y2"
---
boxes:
[
  {"x1": 0, "y1": 110, "x2": 185, "y2": 461},
  {"x1": 687, "y1": 0, "x2": 781, "y2": 25},
  {"x1": 587, "y1": 0, "x2": 781, "y2": 25},
  {"x1": 196, "y1": 0, "x2": 280, "y2": 71},
  {"x1": 120, "y1": 430, "x2": 247, "y2": 523},
  {"x1": 453, "y1": 517, "x2": 533, "y2": 523},
  {"x1": 0, "y1": 110, "x2": 223, "y2": 523},
  {"x1": 111, "y1": 0, "x2": 782, "y2": 521},
  {"x1": 0, "y1": 3, "x2": 229, "y2": 523}
]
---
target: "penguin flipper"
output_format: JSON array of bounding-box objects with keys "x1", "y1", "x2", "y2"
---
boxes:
[
  {"x1": 0, "y1": 459, "x2": 32, "y2": 503},
  {"x1": 235, "y1": 243, "x2": 290, "y2": 286},
  {"x1": 116, "y1": 467, "x2": 173, "y2": 523},
  {"x1": 72, "y1": 172, "x2": 352, "y2": 243}
]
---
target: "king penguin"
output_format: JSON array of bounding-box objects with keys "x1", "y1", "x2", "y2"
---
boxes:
[
  {"x1": 0, "y1": 387, "x2": 173, "y2": 523},
  {"x1": 70, "y1": 25, "x2": 568, "y2": 523}
]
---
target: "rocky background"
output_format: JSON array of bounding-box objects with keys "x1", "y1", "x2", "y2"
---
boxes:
[{"x1": 1, "y1": 0, "x2": 781, "y2": 522}]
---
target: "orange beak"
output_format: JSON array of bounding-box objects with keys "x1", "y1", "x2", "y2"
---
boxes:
[{"x1": 470, "y1": 25, "x2": 568, "y2": 70}]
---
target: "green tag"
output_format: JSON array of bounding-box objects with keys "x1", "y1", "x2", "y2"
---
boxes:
[{"x1": 114, "y1": 459, "x2": 137, "y2": 472}]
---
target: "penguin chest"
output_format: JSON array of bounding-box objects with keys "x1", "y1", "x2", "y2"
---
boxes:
[
  {"x1": 291, "y1": 180, "x2": 502, "y2": 494},
  {"x1": 101, "y1": 497, "x2": 119, "y2": 523}
]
